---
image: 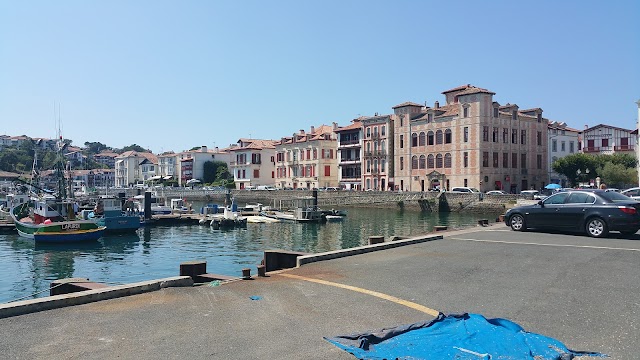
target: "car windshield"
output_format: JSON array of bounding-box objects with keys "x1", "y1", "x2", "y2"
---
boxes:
[
  {"x1": 470, "y1": 188, "x2": 479, "y2": 193},
  {"x1": 603, "y1": 191, "x2": 639, "y2": 202}
]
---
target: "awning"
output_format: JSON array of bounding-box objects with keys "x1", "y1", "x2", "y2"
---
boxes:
[
  {"x1": 163, "y1": 175, "x2": 173, "y2": 180},
  {"x1": 148, "y1": 175, "x2": 162, "y2": 181}
]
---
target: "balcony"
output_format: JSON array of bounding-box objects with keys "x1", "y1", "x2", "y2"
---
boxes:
[
  {"x1": 582, "y1": 147, "x2": 600, "y2": 153},
  {"x1": 338, "y1": 139, "x2": 360, "y2": 146},
  {"x1": 615, "y1": 145, "x2": 635, "y2": 152}
]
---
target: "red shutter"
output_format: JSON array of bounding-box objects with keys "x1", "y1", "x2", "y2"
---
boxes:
[{"x1": 324, "y1": 165, "x2": 330, "y2": 176}]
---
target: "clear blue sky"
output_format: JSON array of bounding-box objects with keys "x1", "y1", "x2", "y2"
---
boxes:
[{"x1": 1, "y1": 0, "x2": 638, "y2": 154}]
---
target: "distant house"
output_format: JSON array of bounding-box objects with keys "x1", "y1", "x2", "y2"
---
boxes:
[
  {"x1": 114, "y1": 151, "x2": 158, "y2": 187},
  {"x1": 94, "y1": 151, "x2": 120, "y2": 168},
  {"x1": 581, "y1": 124, "x2": 636, "y2": 155},
  {"x1": 176, "y1": 146, "x2": 233, "y2": 186},
  {"x1": 230, "y1": 139, "x2": 278, "y2": 190}
]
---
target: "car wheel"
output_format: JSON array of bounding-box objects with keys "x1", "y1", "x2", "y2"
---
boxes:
[
  {"x1": 509, "y1": 214, "x2": 526, "y2": 231},
  {"x1": 585, "y1": 217, "x2": 608, "y2": 238}
]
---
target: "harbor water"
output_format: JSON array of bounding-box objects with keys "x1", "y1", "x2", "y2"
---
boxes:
[{"x1": 0, "y1": 207, "x2": 501, "y2": 304}]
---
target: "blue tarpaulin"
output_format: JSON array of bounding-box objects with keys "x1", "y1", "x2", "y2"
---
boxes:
[{"x1": 325, "y1": 313, "x2": 606, "y2": 360}]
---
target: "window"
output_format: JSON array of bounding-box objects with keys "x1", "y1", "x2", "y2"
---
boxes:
[
  {"x1": 512, "y1": 110, "x2": 517, "y2": 120},
  {"x1": 512, "y1": 129, "x2": 518, "y2": 144},
  {"x1": 463, "y1": 152, "x2": 468, "y2": 168},
  {"x1": 521, "y1": 153, "x2": 527, "y2": 168},
  {"x1": 412, "y1": 155, "x2": 418, "y2": 169},
  {"x1": 419, "y1": 132, "x2": 425, "y2": 146},
  {"x1": 537, "y1": 154, "x2": 542, "y2": 169},
  {"x1": 567, "y1": 193, "x2": 595, "y2": 204},
  {"x1": 552, "y1": 139, "x2": 557, "y2": 152},
  {"x1": 520, "y1": 130, "x2": 526, "y2": 145},
  {"x1": 400, "y1": 157, "x2": 404, "y2": 170},
  {"x1": 366, "y1": 128, "x2": 371, "y2": 138},
  {"x1": 381, "y1": 126, "x2": 386, "y2": 136},
  {"x1": 503, "y1": 128, "x2": 508, "y2": 143},
  {"x1": 324, "y1": 165, "x2": 331, "y2": 176},
  {"x1": 436, "y1": 154, "x2": 443, "y2": 168},
  {"x1": 503, "y1": 152, "x2": 508, "y2": 168},
  {"x1": 313, "y1": 149, "x2": 317, "y2": 159},
  {"x1": 419, "y1": 155, "x2": 426, "y2": 169},
  {"x1": 602, "y1": 138, "x2": 609, "y2": 148},
  {"x1": 253, "y1": 169, "x2": 260, "y2": 178},
  {"x1": 444, "y1": 153, "x2": 452, "y2": 168},
  {"x1": 411, "y1": 133, "x2": 418, "y2": 147},
  {"x1": 427, "y1": 154, "x2": 434, "y2": 168},
  {"x1": 463, "y1": 127, "x2": 469, "y2": 142},
  {"x1": 381, "y1": 159, "x2": 386, "y2": 173},
  {"x1": 493, "y1": 107, "x2": 499, "y2": 118},
  {"x1": 427, "y1": 131, "x2": 434, "y2": 145},
  {"x1": 483, "y1": 126, "x2": 489, "y2": 141},
  {"x1": 436, "y1": 130, "x2": 443, "y2": 145},
  {"x1": 366, "y1": 160, "x2": 371, "y2": 172},
  {"x1": 569, "y1": 141, "x2": 575, "y2": 153},
  {"x1": 493, "y1": 127, "x2": 499, "y2": 142},
  {"x1": 512, "y1": 153, "x2": 517, "y2": 168},
  {"x1": 537, "y1": 131, "x2": 542, "y2": 146},
  {"x1": 537, "y1": 113, "x2": 542, "y2": 123},
  {"x1": 561, "y1": 141, "x2": 566, "y2": 152},
  {"x1": 427, "y1": 114, "x2": 433, "y2": 122},
  {"x1": 483, "y1": 152, "x2": 489, "y2": 167},
  {"x1": 445, "y1": 129, "x2": 452, "y2": 144},
  {"x1": 493, "y1": 152, "x2": 499, "y2": 168},
  {"x1": 306, "y1": 149, "x2": 311, "y2": 159},
  {"x1": 463, "y1": 106, "x2": 469, "y2": 118}
]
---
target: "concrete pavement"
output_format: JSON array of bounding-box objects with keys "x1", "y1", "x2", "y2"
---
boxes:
[{"x1": 1, "y1": 224, "x2": 638, "y2": 359}]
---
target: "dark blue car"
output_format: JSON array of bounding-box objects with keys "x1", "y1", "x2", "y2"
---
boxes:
[{"x1": 505, "y1": 189, "x2": 640, "y2": 238}]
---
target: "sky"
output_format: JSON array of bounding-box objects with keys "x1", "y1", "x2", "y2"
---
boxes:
[{"x1": 1, "y1": 0, "x2": 639, "y2": 154}]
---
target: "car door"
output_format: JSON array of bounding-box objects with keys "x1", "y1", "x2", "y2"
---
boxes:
[
  {"x1": 529, "y1": 192, "x2": 570, "y2": 229},
  {"x1": 562, "y1": 192, "x2": 596, "y2": 230}
]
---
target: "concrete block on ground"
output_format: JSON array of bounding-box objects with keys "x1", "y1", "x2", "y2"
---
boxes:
[
  {"x1": 368, "y1": 236, "x2": 385, "y2": 245},
  {"x1": 264, "y1": 250, "x2": 310, "y2": 272},
  {"x1": 179, "y1": 260, "x2": 207, "y2": 277}
]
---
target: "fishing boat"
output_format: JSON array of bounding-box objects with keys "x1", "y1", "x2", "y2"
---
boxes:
[
  {"x1": 11, "y1": 197, "x2": 105, "y2": 242},
  {"x1": 90, "y1": 195, "x2": 140, "y2": 233}
]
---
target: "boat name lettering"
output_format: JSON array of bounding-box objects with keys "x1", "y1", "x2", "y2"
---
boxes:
[{"x1": 61, "y1": 223, "x2": 81, "y2": 230}]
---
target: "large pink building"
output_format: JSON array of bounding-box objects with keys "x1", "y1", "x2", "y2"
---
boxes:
[{"x1": 393, "y1": 84, "x2": 549, "y2": 193}]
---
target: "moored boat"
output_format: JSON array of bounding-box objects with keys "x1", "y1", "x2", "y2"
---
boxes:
[
  {"x1": 11, "y1": 198, "x2": 104, "y2": 242},
  {"x1": 91, "y1": 195, "x2": 140, "y2": 233}
]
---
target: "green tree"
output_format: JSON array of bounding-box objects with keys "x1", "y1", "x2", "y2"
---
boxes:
[
  {"x1": 202, "y1": 161, "x2": 216, "y2": 183},
  {"x1": 84, "y1": 141, "x2": 111, "y2": 155},
  {"x1": 215, "y1": 162, "x2": 231, "y2": 181},
  {"x1": 552, "y1": 153, "x2": 599, "y2": 186},
  {"x1": 596, "y1": 162, "x2": 638, "y2": 188},
  {"x1": 116, "y1": 144, "x2": 148, "y2": 153}
]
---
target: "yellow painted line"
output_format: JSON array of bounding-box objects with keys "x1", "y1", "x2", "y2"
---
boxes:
[
  {"x1": 450, "y1": 237, "x2": 640, "y2": 252},
  {"x1": 280, "y1": 273, "x2": 440, "y2": 317}
]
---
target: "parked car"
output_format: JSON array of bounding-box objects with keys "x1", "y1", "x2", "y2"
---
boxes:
[
  {"x1": 621, "y1": 187, "x2": 640, "y2": 200},
  {"x1": 520, "y1": 190, "x2": 546, "y2": 200},
  {"x1": 450, "y1": 187, "x2": 480, "y2": 193},
  {"x1": 505, "y1": 189, "x2": 640, "y2": 238},
  {"x1": 486, "y1": 190, "x2": 507, "y2": 195}
]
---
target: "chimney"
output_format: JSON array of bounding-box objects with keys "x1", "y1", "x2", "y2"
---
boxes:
[
  {"x1": 215, "y1": 146, "x2": 219, "y2": 152},
  {"x1": 310, "y1": 126, "x2": 315, "y2": 134},
  {"x1": 333, "y1": 122, "x2": 338, "y2": 130},
  {"x1": 584, "y1": 125, "x2": 588, "y2": 130},
  {"x1": 299, "y1": 129, "x2": 305, "y2": 135},
  {"x1": 434, "y1": 101, "x2": 439, "y2": 109},
  {"x1": 201, "y1": 146, "x2": 207, "y2": 152}
]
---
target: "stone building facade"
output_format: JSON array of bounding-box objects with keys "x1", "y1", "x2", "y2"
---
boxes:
[
  {"x1": 393, "y1": 85, "x2": 549, "y2": 193},
  {"x1": 335, "y1": 120, "x2": 363, "y2": 191}
]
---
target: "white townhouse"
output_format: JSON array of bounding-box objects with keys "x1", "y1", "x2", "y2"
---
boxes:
[
  {"x1": 177, "y1": 146, "x2": 233, "y2": 186},
  {"x1": 114, "y1": 151, "x2": 158, "y2": 187},
  {"x1": 230, "y1": 139, "x2": 277, "y2": 189},
  {"x1": 581, "y1": 124, "x2": 636, "y2": 155},
  {"x1": 548, "y1": 121, "x2": 581, "y2": 187}
]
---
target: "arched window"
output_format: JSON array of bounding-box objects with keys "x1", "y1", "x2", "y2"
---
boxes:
[
  {"x1": 381, "y1": 125, "x2": 386, "y2": 136},
  {"x1": 436, "y1": 130, "x2": 443, "y2": 145},
  {"x1": 419, "y1": 155, "x2": 426, "y2": 169},
  {"x1": 381, "y1": 159, "x2": 386, "y2": 173},
  {"x1": 436, "y1": 154, "x2": 443, "y2": 168},
  {"x1": 374, "y1": 159, "x2": 378, "y2": 172},
  {"x1": 374, "y1": 141, "x2": 378, "y2": 152},
  {"x1": 427, "y1": 154, "x2": 435, "y2": 168},
  {"x1": 366, "y1": 160, "x2": 371, "y2": 173},
  {"x1": 366, "y1": 142, "x2": 371, "y2": 152},
  {"x1": 427, "y1": 131, "x2": 434, "y2": 146},
  {"x1": 411, "y1": 133, "x2": 418, "y2": 147},
  {"x1": 444, "y1": 153, "x2": 452, "y2": 168},
  {"x1": 411, "y1": 155, "x2": 418, "y2": 169},
  {"x1": 380, "y1": 140, "x2": 385, "y2": 154},
  {"x1": 419, "y1": 132, "x2": 426, "y2": 146},
  {"x1": 445, "y1": 129, "x2": 452, "y2": 144}
]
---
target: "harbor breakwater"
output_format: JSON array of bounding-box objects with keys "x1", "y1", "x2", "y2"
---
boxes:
[{"x1": 108, "y1": 189, "x2": 524, "y2": 214}]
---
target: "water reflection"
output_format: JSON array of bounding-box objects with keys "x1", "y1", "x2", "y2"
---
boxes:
[{"x1": 0, "y1": 207, "x2": 500, "y2": 303}]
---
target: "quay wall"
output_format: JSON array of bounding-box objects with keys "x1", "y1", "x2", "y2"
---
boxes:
[{"x1": 110, "y1": 189, "x2": 526, "y2": 213}]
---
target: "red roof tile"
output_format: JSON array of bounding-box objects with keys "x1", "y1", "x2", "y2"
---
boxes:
[{"x1": 392, "y1": 101, "x2": 423, "y2": 109}]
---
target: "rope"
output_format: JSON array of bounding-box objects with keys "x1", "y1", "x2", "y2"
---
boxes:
[{"x1": 7, "y1": 282, "x2": 65, "y2": 303}]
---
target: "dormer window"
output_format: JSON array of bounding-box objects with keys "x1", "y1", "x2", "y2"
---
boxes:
[
  {"x1": 427, "y1": 113, "x2": 433, "y2": 122},
  {"x1": 493, "y1": 107, "x2": 499, "y2": 118},
  {"x1": 463, "y1": 104, "x2": 470, "y2": 118}
]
